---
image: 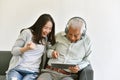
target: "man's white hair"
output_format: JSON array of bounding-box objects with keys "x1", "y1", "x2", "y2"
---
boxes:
[{"x1": 67, "y1": 17, "x2": 86, "y2": 34}]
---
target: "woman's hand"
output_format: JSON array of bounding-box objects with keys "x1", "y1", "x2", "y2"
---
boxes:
[
  {"x1": 20, "y1": 42, "x2": 36, "y2": 53},
  {"x1": 26, "y1": 42, "x2": 36, "y2": 50}
]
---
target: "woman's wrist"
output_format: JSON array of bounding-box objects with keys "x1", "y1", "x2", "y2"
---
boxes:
[{"x1": 20, "y1": 47, "x2": 29, "y2": 53}]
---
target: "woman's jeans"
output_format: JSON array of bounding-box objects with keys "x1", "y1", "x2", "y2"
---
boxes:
[{"x1": 6, "y1": 69, "x2": 38, "y2": 80}]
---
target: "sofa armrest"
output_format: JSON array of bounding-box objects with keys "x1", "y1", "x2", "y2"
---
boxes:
[
  {"x1": 0, "y1": 51, "x2": 12, "y2": 75},
  {"x1": 78, "y1": 64, "x2": 94, "y2": 80}
]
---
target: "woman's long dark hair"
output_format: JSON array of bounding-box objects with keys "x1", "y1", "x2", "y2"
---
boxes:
[{"x1": 21, "y1": 14, "x2": 56, "y2": 45}]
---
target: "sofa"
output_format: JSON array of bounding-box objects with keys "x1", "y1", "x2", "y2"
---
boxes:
[{"x1": 0, "y1": 51, "x2": 94, "y2": 80}]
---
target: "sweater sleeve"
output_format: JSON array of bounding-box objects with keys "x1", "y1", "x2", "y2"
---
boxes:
[{"x1": 11, "y1": 29, "x2": 30, "y2": 56}]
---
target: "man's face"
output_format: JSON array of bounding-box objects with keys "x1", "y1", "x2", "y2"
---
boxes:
[{"x1": 66, "y1": 26, "x2": 81, "y2": 43}]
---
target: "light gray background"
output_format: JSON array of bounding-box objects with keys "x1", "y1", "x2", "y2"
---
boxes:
[{"x1": 0, "y1": 0, "x2": 120, "y2": 80}]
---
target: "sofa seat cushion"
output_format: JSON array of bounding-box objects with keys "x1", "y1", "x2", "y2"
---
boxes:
[{"x1": 0, "y1": 75, "x2": 6, "y2": 80}]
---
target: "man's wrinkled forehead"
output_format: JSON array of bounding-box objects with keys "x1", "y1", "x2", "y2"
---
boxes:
[{"x1": 68, "y1": 26, "x2": 81, "y2": 34}]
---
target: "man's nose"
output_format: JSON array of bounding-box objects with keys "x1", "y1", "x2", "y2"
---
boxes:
[{"x1": 70, "y1": 36, "x2": 75, "y2": 41}]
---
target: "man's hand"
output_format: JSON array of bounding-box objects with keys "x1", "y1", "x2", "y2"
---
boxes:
[
  {"x1": 52, "y1": 51, "x2": 59, "y2": 58},
  {"x1": 69, "y1": 65, "x2": 80, "y2": 73}
]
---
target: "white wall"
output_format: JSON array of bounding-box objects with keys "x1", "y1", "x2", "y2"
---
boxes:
[{"x1": 0, "y1": 0, "x2": 120, "y2": 80}]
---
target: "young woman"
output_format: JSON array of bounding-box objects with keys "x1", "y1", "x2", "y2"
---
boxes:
[{"x1": 6, "y1": 14, "x2": 56, "y2": 80}]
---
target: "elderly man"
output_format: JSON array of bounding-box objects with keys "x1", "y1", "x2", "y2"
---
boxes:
[{"x1": 37, "y1": 17, "x2": 92, "y2": 80}]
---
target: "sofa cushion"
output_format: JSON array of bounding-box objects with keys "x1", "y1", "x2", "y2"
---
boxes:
[{"x1": 0, "y1": 75, "x2": 6, "y2": 80}]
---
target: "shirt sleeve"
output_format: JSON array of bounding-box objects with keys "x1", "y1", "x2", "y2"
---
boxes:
[
  {"x1": 11, "y1": 29, "x2": 29, "y2": 56},
  {"x1": 47, "y1": 32, "x2": 61, "y2": 58},
  {"x1": 78, "y1": 35, "x2": 92, "y2": 70},
  {"x1": 47, "y1": 42, "x2": 58, "y2": 58}
]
